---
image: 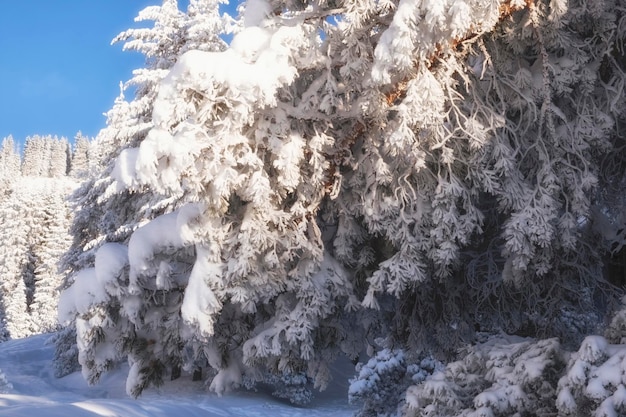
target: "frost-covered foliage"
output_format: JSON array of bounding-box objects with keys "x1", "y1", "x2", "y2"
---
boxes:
[
  {"x1": 338, "y1": 0, "x2": 625, "y2": 352},
  {"x1": 60, "y1": 0, "x2": 626, "y2": 408},
  {"x1": 0, "y1": 136, "x2": 20, "y2": 194},
  {"x1": 357, "y1": 334, "x2": 626, "y2": 417},
  {"x1": 262, "y1": 371, "x2": 314, "y2": 405},
  {"x1": 21, "y1": 135, "x2": 70, "y2": 178},
  {"x1": 346, "y1": 335, "x2": 566, "y2": 417},
  {"x1": 69, "y1": 132, "x2": 95, "y2": 178},
  {"x1": 50, "y1": 326, "x2": 81, "y2": 378},
  {"x1": 349, "y1": 348, "x2": 442, "y2": 417},
  {"x1": 557, "y1": 336, "x2": 626, "y2": 417},
  {"x1": 0, "y1": 134, "x2": 86, "y2": 342},
  {"x1": 56, "y1": 0, "x2": 233, "y2": 397},
  {"x1": 0, "y1": 176, "x2": 75, "y2": 339}
]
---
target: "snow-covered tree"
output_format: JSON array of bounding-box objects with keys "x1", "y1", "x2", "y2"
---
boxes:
[
  {"x1": 401, "y1": 335, "x2": 563, "y2": 417},
  {"x1": 69, "y1": 132, "x2": 91, "y2": 178},
  {"x1": 60, "y1": 0, "x2": 626, "y2": 408},
  {"x1": 0, "y1": 171, "x2": 75, "y2": 339},
  {"x1": 21, "y1": 135, "x2": 69, "y2": 178},
  {"x1": 61, "y1": 0, "x2": 194, "y2": 276},
  {"x1": 21, "y1": 135, "x2": 45, "y2": 177},
  {"x1": 56, "y1": 0, "x2": 230, "y2": 392},
  {"x1": 349, "y1": 348, "x2": 442, "y2": 417},
  {"x1": 0, "y1": 194, "x2": 34, "y2": 338},
  {"x1": 30, "y1": 190, "x2": 73, "y2": 333},
  {"x1": 49, "y1": 137, "x2": 70, "y2": 178},
  {"x1": 556, "y1": 335, "x2": 626, "y2": 417},
  {"x1": 0, "y1": 136, "x2": 21, "y2": 194}
]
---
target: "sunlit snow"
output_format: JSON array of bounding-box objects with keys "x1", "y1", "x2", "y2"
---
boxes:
[{"x1": 0, "y1": 334, "x2": 356, "y2": 416}]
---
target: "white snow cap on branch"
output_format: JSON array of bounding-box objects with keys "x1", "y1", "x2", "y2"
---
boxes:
[
  {"x1": 127, "y1": 204, "x2": 203, "y2": 293},
  {"x1": 371, "y1": 0, "x2": 512, "y2": 84},
  {"x1": 181, "y1": 244, "x2": 223, "y2": 338},
  {"x1": 120, "y1": 19, "x2": 311, "y2": 195}
]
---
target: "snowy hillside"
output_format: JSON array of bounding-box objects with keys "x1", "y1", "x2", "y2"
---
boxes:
[{"x1": 0, "y1": 334, "x2": 357, "y2": 416}]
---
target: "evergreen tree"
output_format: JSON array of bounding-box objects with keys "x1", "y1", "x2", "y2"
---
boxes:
[
  {"x1": 60, "y1": 0, "x2": 626, "y2": 409},
  {"x1": 0, "y1": 194, "x2": 33, "y2": 338},
  {"x1": 21, "y1": 135, "x2": 44, "y2": 177},
  {"x1": 0, "y1": 173, "x2": 75, "y2": 339},
  {"x1": 0, "y1": 135, "x2": 21, "y2": 194},
  {"x1": 30, "y1": 189, "x2": 73, "y2": 333},
  {"x1": 70, "y1": 132, "x2": 91, "y2": 178},
  {"x1": 21, "y1": 135, "x2": 61, "y2": 178},
  {"x1": 56, "y1": 0, "x2": 228, "y2": 389},
  {"x1": 49, "y1": 137, "x2": 70, "y2": 178}
]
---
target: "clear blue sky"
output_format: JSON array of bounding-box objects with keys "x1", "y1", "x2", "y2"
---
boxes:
[{"x1": 0, "y1": 1, "x2": 169, "y2": 145}]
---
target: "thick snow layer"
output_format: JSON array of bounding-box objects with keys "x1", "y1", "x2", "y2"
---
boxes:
[
  {"x1": 0, "y1": 334, "x2": 356, "y2": 416},
  {"x1": 58, "y1": 269, "x2": 104, "y2": 324},
  {"x1": 180, "y1": 245, "x2": 223, "y2": 337},
  {"x1": 127, "y1": 211, "x2": 186, "y2": 293}
]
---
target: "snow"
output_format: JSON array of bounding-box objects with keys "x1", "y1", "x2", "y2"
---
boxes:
[
  {"x1": 127, "y1": 211, "x2": 186, "y2": 293},
  {"x1": 180, "y1": 245, "x2": 223, "y2": 337},
  {"x1": 95, "y1": 243, "x2": 129, "y2": 296},
  {"x1": 243, "y1": 0, "x2": 271, "y2": 27},
  {"x1": 0, "y1": 334, "x2": 356, "y2": 416},
  {"x1": 58, "y1": 269, "x2": 104, "y2": 324},
  {"x1": 111, "y1": 148, "x2": 140, "y2": 191}
]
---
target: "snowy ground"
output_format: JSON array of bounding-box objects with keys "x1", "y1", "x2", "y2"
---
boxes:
[{"x1": 0, "y1": 334, "x2": 357, "y2": 416}]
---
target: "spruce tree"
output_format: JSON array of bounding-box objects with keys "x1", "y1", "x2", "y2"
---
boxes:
[
  {"x1": 0, "y1": 136, "x2": 20, "y2": 195},
  {"x1": 30, "y1": 190, "x2": 73, "y2": 333},
  {"x1": 0, "y1": 193, "x2": 33, "y2": 338},
  {"x1": 70, "y1": 132, "x2": 91, "y2": 178},
  {"x1": 48, "y1": 137, "x2": 70, "y2": 178},
  {"x1": 57, "y1": 0, "x2": 228, "y2": 391}
]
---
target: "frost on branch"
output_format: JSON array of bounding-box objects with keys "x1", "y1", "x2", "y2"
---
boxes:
[
  {"x1": 64, "y1": 0, "x2": 361, "y2": 398},
  {"x1": 349, "y1": 348, "x2": 442, "y2": 417},
  {"x1": 403, "y1": 335, "x2": 563, "y2": 417},
  {"x1": 557, "y1": 336, "x2": 626, "y2": 417},
  {"x1": 60, "y1": 0, "x2": 626, "y2": 406},
  {"x1": 335, "y1": 0, "x2": 625, "y2": 355}
]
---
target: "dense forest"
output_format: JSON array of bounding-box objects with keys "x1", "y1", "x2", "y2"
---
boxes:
[
  {"x1": 1, "y1": 0, "x2": 626, "y2": 415},
  {"x1": 0, "y1": 133, "x2": 94, "y2": 339}
]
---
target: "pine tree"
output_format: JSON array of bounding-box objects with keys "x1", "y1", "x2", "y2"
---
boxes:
[{"x1": 60, "y1": 0, "x2": 626, "y2": 407}]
